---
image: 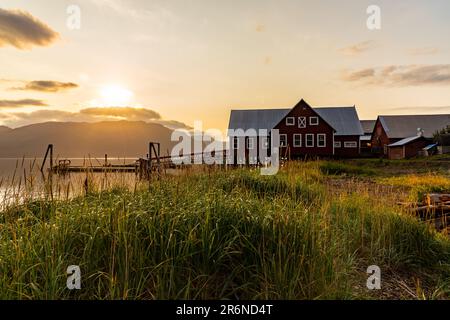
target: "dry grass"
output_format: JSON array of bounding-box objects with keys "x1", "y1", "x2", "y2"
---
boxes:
[{"x1": 0, "y1": 160, "x2": 449, "y2": 300}]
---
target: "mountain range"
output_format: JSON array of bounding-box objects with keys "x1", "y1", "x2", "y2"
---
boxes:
[{"x1": 0, "y1": 121, "x2": 180, "y2": 158}]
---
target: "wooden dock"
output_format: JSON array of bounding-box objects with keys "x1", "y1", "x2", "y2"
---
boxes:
[{"x1": 41, "y1": 143, "x2": 229, "y2": 180}]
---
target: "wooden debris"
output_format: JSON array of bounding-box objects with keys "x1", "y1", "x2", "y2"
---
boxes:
[
  {"x1": 426, "y1": 193, "x2": 450, "y2": 206},
  {"x1": 399, "y1": 193, "x2": 450, "y2": 231}
]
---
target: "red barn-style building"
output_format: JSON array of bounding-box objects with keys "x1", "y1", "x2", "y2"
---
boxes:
[
  {"x1": 227, "y1": 99, "x2": 364, "y2": 161},
  {"x1": 371, "y1": 114, "x2": 450, "y2": 156}
]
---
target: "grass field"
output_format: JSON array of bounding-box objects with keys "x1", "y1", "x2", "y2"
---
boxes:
[{"x1": 0, "y1": 159, "x2": 449, "y2": 300}]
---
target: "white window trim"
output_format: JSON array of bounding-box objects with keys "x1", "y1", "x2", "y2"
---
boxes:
[
  {"x1": 247, "y1": 137, "x2": 254, "y2": 149},
  {"x1": 344, "y1": 141, "x2": 358, "y2": 148},
  {"x1": 298, "y1": 117, "x2": 306, "y2": 128},
  {"x1": 280, "y1": 134, "x2": 288, "y2": 147},
  {"x1": 293, "y1": 134, "x2": 302, "y2": 147},
  {"x1": 309, "y1": 116, "x2": 319, "y2": 126},
  {"x1": 306, "y1": 134, "x2": 314, "y2": 147},
  {"x1": 334, "y1": 141, "x2": 342, "y2": 148},
  {"x1": 286, "y1": 117, "x2": 295, "y2": 126},
  {"x1": 317, "y1": 134, "x2": 326, "y2": 147}
]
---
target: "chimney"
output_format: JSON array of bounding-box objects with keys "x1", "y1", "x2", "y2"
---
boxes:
[{"x1": 417, "y1": 128, "x2": 424, "y2": 137}]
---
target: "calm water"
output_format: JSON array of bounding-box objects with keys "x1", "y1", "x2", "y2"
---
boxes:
[
  {"x1": 0, "y1": 157, "x2": 141, "y2": 209},
  {"x1": 0, "y1": 157, "x2": 138, "y2": 178}
]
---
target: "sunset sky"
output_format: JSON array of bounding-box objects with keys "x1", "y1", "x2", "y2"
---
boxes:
[{"x1": 1, "y1": 0, "x2": 450, "y2": 131}]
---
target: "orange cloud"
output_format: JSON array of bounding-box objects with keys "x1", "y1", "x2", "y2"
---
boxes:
[
  {"x1": 342, "y1": 65, "x2": 450, "y2": 86},
  {"x1": 80, "y1": 107, "x2": 161, "y2": 120},
  {"x1": 339, "y1": 41, "x2": 374, "y2": 56},
  {"x1": 0, "y1": 99, "x2": 47, "y2": 108},
  {"x1": 14, "y1": 81, "x2": 78, "y2": 92}
]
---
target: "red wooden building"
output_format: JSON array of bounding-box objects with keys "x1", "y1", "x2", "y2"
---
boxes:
[
  {"x1": 227, "y1": 99, "x2": 364, "y2": 161},
  {"x1": 370, "y1": 114, "x2": 450, "y2": 156}
]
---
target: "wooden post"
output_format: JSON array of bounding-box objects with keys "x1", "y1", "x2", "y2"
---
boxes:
[{"x1": 49, "y1": 144, "x2": 53, "y2": 169}]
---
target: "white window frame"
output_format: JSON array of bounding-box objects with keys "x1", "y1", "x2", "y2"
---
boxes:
[
  {"x1": 298, "y1": 117, "x2": 306, "y2": 128},
  {"x1": 306, "y1": 134, "x2": 314, "y2": 147},
  {"x1": 280, "y1": 134, "x2": 288, "y2": 147},
  {"x1": 344, "y1": 141, "x2": 358, "y2": 148},
  {"x1": 293, "y1": 134, "x2": 302, "y2": 147},
  {"x1": 317, "y1": 134, "x2": 326, "y2": 147},
  {"x1": 309, "y1": 116, "x2": 319, "y2": 126},
  {"x1": 334, "y1": 141, "x2": 342, "y2": 148},
  {"x1": 286, "y1": 117, "x2": 295, "y2": 126},
  {"x1": 247, "y1": 137, "x2": 254, "y2": 149}
]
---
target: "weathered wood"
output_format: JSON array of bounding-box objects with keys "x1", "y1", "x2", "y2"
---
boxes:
[
  {"x1": 412, "y1": 205, "x2": 450, "y2": 219},
  {"x1": 426, "y1": 193, "x2": 450, "y2": 206}
]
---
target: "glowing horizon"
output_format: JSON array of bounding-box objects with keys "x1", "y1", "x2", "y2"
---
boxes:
[{"x1": 1, "y1": 0, "x2": 450, "y2": 131}]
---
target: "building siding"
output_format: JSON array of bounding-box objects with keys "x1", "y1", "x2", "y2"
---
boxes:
[
  {"x1": 334, "y1": 135, "x2": 360, "y2": 158},
  {"x1": 387, "y1": 137, "x2": 431, "y2": 159}
]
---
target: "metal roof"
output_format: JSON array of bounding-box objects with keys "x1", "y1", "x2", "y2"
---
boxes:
[
  {"x1": 228, "y1": 109, "x2": 291, "y2": 136},
  {"x1": 388, "y1": 135, "x2": 423, "y2": 147},
  {"x1": 228, "y1": 106, "x2": 363, "y2": 136},
  {"x1": 360, "y1": 120, "x2": 376, "y2": 134},
  {"x1": 379, "y1": 114, "x2": 450, "y2": 139},
  {"x1": 314, "y1": 107, "x2": 364, "y2": 136},
  {"x1": 423, "y1": 143, "x2": 438, "y2": 151}
]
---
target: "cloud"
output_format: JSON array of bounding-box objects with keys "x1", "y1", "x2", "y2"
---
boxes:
[
  {"x1": 91, "y1": 0, "x2": 178, "y2": 25},
  {"x1": 408, "y1": 47, "x2": 439, "y2": 56},
  {"x1": 255, "y1": 24, "x2": 265, "y2": 33},
  {"x1": 0, "y1": 8, "x2": 59, "y2": 49},
  {"x1": 158, "y1": 120, "x2": 192, "y2": 130},
  {"x1": 1, "y1": 107, "x2": 191, "y2": 129},
  {"x1": 339, "y1": 41, "x2": 374, "y2": 56},
  {"x1": 386, "y1": 106, "x2": 450, "y2": 113},
  {"x1": 13, "y1": 81, "x2": 78, "y2": 92},
  {"x1": 0, "y1": 99, "x2": 47, "y2": 108},
  {"x1": 263, "y1": 56, "x2": 272, "y2": 65},
  {"x1": 80, "y1": 107, "x2": 161, "y2": 120},
  {"x1": 342, "y1": 68, "x2": 375, "y2": 81},
  {"x1": 342, "y1": 65, "x2": 450, "y2": 86}
]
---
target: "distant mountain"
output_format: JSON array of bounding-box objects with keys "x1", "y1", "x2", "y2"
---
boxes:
[
  {"x1": 0, "y1": 121, "x2": 181, "y2": 158},
  {"x1": 0, "y1": 126, "x2": 12, "y2": 134}
]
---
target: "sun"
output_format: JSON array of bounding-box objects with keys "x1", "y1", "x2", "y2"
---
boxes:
[{"x1": 100, "y1": 84, "x2": 133, "y2": 106}]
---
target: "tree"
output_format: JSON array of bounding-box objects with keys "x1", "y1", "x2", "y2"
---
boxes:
[{"x1": 434, "y1": 125, "x2": 450, "y2": 145}]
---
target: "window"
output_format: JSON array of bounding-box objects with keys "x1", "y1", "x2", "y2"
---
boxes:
[
  {"x1": 334, "y1": 141, "x2": 342, "y2": 148},
  {"x1": 306, "y1": 134, "x2": 314, "y2": 147},
  {"x1": 233, "y1": 137, "x2": 239, "y2": 150},
  {"x1": 286, "y1": 117, "x2": 295, "y2": 126},
  {"x1": 247, "y1": 137, "x2": 254, "y2": 149},
  {"x1": 280, "y1": 134, "x2": 287, "y2": 147},
  {"x1": 293, "y1": 134, "x2": 302, "y2": 147},
  {"x1": 317, "y1": 134, "x2": 326, "y2": 147},
  {"x1": 298, "y1": 117, "x2": 306, "y2": 128},
  {"x1": 309, "y1": 117, "x2": 319, "y2": 126},
  {"x1": 344, "y1": 141, "x2": 358, "y2": 148}
]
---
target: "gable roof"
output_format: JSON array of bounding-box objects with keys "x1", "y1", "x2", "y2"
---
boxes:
[
  {"x1": 314, "y1": 107, "x2": 363, "y2": 136},
  {"x1": 360, "y1": 120, "x2": 376, "y2": 135},
  {"x1": 228, "y1": 109, "x2": 291, "y2": 135},
  {"x1": 379, "y1": 114, "x2": 450, "y2": 139},
  {"x1": 228, "y1": 105, "x2": 363, "y2": 136}
]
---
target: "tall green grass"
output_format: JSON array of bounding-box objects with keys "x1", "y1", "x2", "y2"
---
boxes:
[{"x1": 0, "y1": 162, "x2": 449, "y2": 299}]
